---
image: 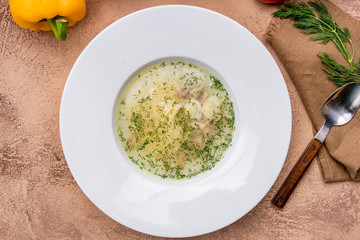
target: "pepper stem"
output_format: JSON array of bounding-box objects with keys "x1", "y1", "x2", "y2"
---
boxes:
[{"x1": 47, "y1": 18, "x2": 68, "y2": 41}]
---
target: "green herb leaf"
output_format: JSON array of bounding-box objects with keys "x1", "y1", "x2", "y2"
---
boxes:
[
  {"x1": 318, "y1": 53, "x2": 360, "y2": 86},
  {"x1": 273, "y1": 1, "x2": 359, "y2": 86}
]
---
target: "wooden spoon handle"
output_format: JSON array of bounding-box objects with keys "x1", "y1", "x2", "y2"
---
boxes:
[{"x1": 272, "y1": 138, "x2": 322, "y2": 208}]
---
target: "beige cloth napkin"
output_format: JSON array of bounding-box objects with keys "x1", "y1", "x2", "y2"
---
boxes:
[{"x1": 267, "y1": 0, "x2": 360, "y2": 182}]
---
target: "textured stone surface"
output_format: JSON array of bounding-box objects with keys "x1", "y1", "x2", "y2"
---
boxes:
[{"x1": 0, "y1": 0, "x2": 359, "y2": 239}]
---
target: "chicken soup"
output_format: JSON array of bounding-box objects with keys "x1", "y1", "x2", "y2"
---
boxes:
[{"x1": 116, "y1": 61, "x2": 235, "y2": 179}]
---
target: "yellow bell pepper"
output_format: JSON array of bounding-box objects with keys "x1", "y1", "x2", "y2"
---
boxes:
[{"x1": 9, "y1": 0, "x2": 86, "y2": 41}]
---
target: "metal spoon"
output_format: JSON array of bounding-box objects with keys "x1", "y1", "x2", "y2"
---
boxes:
[{"x1": 272, "y1": 82, "x2": 360, "y2": 209}]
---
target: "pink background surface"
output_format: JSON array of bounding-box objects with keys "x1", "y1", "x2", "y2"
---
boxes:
[{"x1": 0, "y1": 0, "x2": 359, "y2": 239}]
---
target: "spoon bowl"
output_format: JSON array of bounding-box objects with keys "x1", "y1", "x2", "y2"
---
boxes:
[{"x1": 322, "y1": 83, "x2": 360, "y2": 125}]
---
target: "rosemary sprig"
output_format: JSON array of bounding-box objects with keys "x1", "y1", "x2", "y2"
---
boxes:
[{"x1": 273, "y1": 1, "x2": 360, "y2": 86}]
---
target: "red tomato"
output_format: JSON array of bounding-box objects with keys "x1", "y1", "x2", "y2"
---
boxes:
[{"x1": 259, "y1": 0, "x2": 284, "y2": 4}]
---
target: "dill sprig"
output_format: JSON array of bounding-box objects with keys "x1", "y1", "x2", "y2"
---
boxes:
[{"x1": 273, "y1": 1, "x2": 360, "y2": 86}]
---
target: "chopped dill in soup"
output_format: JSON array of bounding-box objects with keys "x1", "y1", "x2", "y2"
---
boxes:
[{"x1": 116, "y1": 61, "x2": 235, "y2": 179}]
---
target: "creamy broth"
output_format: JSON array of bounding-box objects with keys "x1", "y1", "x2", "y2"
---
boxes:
[{"x1": 116, "y1": 62, "x2": 235, "y2": 179}]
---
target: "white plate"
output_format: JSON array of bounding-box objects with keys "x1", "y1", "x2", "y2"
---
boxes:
[{"x1": 60, "y1": 5, "x2": 291, "y2": 238}]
